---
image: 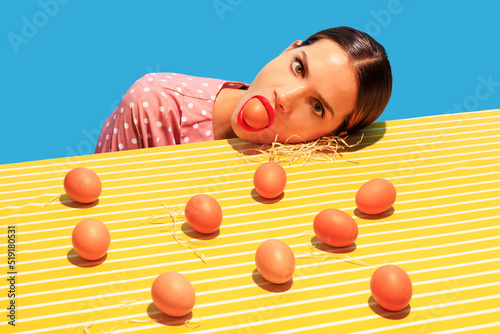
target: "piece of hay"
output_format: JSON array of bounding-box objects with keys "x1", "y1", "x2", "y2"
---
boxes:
[
  {"x1": 42, "y1": 191, "x2": 64, "y2": 208},
  {"x1": 185, "y1": 318, "x2": 203, "y2": 328},
  {"x1": 83, "y1": 325, "x2": 117, "y2": 334},
  {"x1": 160, "y1": 217, "x2": 208, "y2": 264},
  {"x1": 139, "y1": 202, "x2": 208, "y2": 263},
  {"x1": 121, "y1": 318, "x2": 158, "y2": 323},
  {"x1": 120, "y1": 297, "x2": 144, "y2": 310},
  {"x1": 136, "y1": 202, "x2": 184, "y2": 226}
]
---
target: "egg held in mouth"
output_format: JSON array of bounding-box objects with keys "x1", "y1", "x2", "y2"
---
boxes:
[{"x1": 237, "y1": 95, "x2": 275, "y2": 131}]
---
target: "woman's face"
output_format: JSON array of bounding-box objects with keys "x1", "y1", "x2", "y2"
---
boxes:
[{"x1": 230, "y1": 38, "x2": 358, "y2": 144}]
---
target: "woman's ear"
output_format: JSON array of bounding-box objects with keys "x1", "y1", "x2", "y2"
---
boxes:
[{"x1": 282, "y1": 40, "x2": 303, "y2": 53}]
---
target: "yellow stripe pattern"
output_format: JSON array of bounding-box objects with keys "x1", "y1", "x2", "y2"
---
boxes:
[{"x1": 1, "y1": 109, "x2": 500, "y2": 333}]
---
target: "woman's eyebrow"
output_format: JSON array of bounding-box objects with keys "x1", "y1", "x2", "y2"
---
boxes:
[
  {"x1": 301, "y1": 50, "x2": 335, "y2": 117},
  {"x1": 317, "y1": 91, "x2": 334, "y2": 117}
]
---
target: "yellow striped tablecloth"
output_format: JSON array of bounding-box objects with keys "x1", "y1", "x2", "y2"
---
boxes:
[{"x1": 1, "y1": 109, "x2": 500, "y2": 334}]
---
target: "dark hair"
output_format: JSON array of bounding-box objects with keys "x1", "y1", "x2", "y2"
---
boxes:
[{"x1": 297, "y1": 26, "x2": 392, "y2": 134}]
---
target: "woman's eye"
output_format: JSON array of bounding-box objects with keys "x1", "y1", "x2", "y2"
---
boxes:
[
  {"x1": 292, "y1": 59, "x2": 304, "y2": 75},
  {"x1": 312, "y1": 101, "x2": 324, "y2": 117}
]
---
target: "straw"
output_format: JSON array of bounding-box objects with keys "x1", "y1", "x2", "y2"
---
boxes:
[
  {"x1": 120, "y1": 297, "x2": 144, "y2": 311},
  {"x1": 42, "y1": 191, "x2": 64, "y2": 208},
  {"x1": 138, "y1": 202, "x2": 208, "y2": 263},
  {"x1": 83, "y1": 325, "x2": 117, "y2": 334},
  {"x1": 239, "y1": 133, "x2": 364, "y2": 166}
]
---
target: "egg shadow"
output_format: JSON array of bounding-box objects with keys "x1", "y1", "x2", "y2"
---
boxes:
[
  {"x1": 67, "y1": 248, "x2": 107, "y2": 267},
  {"x1": 251, "y1": 268, "x2": 293, "y2": 292},
  {"x1": 354, "y1": 207, "x2": 395, "y2": 220},
  {"x1": 311, "y1": 237, "x2": 357, "y2": 254},
  {"x1": 146, "y1": 302, "x2": 193, "y2": 326},
  {"x1": 368, "y1": 296, "x2": 411, "y2": 320},
  {"x1": 250, "y1": 189, "x2": 285, "y2": 204},
  {"x1": 180, "y1": 222, "x2": 220, "y2": 240},
  {"x1": 59, "y1": 193, "x2": 99, "y2": 209}
]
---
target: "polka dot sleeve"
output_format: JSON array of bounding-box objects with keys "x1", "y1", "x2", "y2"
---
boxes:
[{"x1": 95, "y1": 73, "x2": 238, "y2": 153}]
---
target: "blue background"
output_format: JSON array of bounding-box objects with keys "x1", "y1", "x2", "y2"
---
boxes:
[{"x1": 1, "y1": 0, "x2": 499, "y2": 165}]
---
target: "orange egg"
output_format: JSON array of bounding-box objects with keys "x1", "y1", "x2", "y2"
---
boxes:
[
  {"x1": 255, "y1": 239, "x2": 295, "y2": 284},
  {"x1": 253, "y1": 162, "x2": 286, "y2": 199},
  {"x1": 64, "y1": 167, "x2": 102, "y2": 204},
  {"x1": 71, "y1": 218, "x2": 110, "y2": 261},
  {"x1": 242, "y1": 97, "x2": 270, "y2": 130},
  {"x1": 151, "y1": 272, "x2": 196, "y2": 317},
  {"x1": 313, "y1": 209, "x2": 358, "y2": 247},
  {"x1": 370, "y1": 265, "x2": 412, "y2": 311},
  {"x1": 185, "y1": 194, "x2": 223, "y2": 234},
  {"x1": 355, "y1": 178, "x2": 396, "y2": 215}
]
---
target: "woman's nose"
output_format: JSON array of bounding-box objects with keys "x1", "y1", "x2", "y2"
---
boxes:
[{"x1": 275, "y1": 85, "x2": 307, "y2": 113}]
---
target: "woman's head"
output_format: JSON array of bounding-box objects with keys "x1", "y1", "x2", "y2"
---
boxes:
[
  {"x1": 229, "y1": 26, "x2": 392, "y2": 144},
  {"x1": 298, "y1": 26, "x2": 392, "y2": 135}
]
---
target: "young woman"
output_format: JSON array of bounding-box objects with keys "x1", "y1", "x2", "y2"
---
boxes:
[{"x1": 95, "y1": 26, "x2": 392, "y2": 153}]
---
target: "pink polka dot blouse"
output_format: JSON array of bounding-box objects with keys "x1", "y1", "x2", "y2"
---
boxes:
[{"x1": 95, "y1": 73, "x2": 248, "y2": 153}]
